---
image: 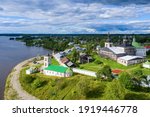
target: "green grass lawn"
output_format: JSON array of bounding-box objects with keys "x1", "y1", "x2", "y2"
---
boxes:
[
  {"x1": 80, "y1": 55, "x2": 150, "y2": 75},
  {"x1": 51, "y1": 58, "x2": 60, "y2": 65}
]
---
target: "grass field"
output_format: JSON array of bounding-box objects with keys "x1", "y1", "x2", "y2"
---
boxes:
[
  {"x1": 19, "y1": 67, "x2": 150, "y2": 100},
  {"x1": 79, "y1": 55, "x2": 150, "y2": 75}
]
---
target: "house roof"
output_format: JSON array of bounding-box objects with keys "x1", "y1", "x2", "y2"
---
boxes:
[
  {"x1": 65, "y1": 61, "x2": 74, "y2": 67},
  {"x1": 54, "y1": 53, "x2": 64, "y2": 60},
  {"x1": 144, "y1": 46, "x2": 150, "y2": 49},
  {"x1": 107, "y1": 47, "x2": 126, "y2": 54},
  {"x1": 112, "y1": 69, "x2": 123, "y2": 74},
  {"x1": 44, "y1": 65, "x2": 68, "y2": 73},
  {"x1": 118, "y1": 55, "x2": 143, "y2": 61},
  {"x1": 60, "y1": 57, "x2": 69, "y2": 63}
]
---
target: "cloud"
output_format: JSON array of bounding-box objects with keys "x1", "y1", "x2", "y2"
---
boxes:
[
  {"x1": 0, "y1": 0, "x2": 150, "y2": 33},
  {"x1": 0, "y1": 7, "x2": 4, "y2": 11},
  {"x1": 71, "y1": 0, "x2": 150, "y2": 5}
]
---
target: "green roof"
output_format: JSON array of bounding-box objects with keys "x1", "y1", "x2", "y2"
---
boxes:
[
  {"x1": 132, "y1": 41, "x2": 143, "y2": 48},
  {"x1": 44, "y1": 65, "x2": 68, "y2": 73}
]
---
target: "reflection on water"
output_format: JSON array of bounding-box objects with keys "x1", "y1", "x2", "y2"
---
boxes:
[{"x1": 0, "y1": 36, "x2": 49, "y2": 99}]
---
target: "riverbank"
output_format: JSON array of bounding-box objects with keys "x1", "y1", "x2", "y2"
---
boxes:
[{"x1": 4, "y1": 57, "x2": 38, "y2": 100}]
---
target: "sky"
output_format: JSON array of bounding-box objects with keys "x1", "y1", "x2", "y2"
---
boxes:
[{"x1": 0, "y1": 0, "x2": 150, "y2": 34}]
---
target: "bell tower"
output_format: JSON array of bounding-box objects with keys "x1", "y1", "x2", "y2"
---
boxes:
[
  {"x1": 44, "y1": 54, "x2": 51, "y2": 68},
  {"x1": 105, "y1": 32, "x2": 113, "y2": 47}
]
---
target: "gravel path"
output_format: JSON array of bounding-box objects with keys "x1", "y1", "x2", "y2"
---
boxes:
[{"x1": 10, "y1": 58, "x2": 38, "y2": 100}]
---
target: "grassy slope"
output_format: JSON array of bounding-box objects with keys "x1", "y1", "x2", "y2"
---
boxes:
[
  {"x1": 19, "y1": 56, "x2": 150, "y2": 100},
  {"x1": 20, "y1": 68, "x2": 150, "y2": 100}
]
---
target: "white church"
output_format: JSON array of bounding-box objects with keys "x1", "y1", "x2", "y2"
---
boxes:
[{"x1": 43, "y1": 55, "x2": 73, "y2": 77}]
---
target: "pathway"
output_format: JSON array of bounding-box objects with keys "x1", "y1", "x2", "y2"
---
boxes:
[{"x1": 10, "y1": 58, "x2": 38, "y2": 100}]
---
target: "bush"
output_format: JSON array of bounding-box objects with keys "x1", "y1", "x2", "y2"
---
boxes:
[
  {"x1": 94, "y1": 59, "x2": 103, "y2": 64},
  {"x1": 79, "y1": 66, "x2": 84, "y2": 69},
  {"x1": 32, "y1": 79, "x2": 47, "y2": 89},
  {"x1": 50, "y1": 80, "x2": 56, "y2": 87},
  {"x1": 76, "y1": 79, "x2": 105, "y2": 99},
  {"x1": 118, "y1": 72, "x2": 134, "y2": 90},
  {"x1": 86, "y1": 82, "x2": 105, "y2": 98},
  {"x1": 23, "y1": 75, "x2": 36, "y2": 84},
  {"x1": 104, "y1": 80, "x2": 125, "y2": 100},
  {"x1": 96, "y1": 65, "x2": 112, "y2": 80}
]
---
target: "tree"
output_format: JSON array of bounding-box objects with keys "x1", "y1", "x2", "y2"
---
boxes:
[
  {"x1": 131, "y1": 69, "x2": 144, "y2": 87},
  {"x1": 118, "y1": 72, "x2": 134, "y2": 89},
  {"x1": 104, "y1": 80, "x2": 125, "y2": 100},
  {"x1": 96, "y1": 65, "x2": 112, "y2": 80},
  {"x1": 146, "y1": 50, "x2": 150, "y2": 57},
  {"x1": 99, "y1": 39, "x2": 105, "y2": 47},
  {"x1": 85, "y1": 44, "x2": 93, "y2": 55},
  {"x1": 71, "y1": 49, "x2": 79, "y2": 63}
]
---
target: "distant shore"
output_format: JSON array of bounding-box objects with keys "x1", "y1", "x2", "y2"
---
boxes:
[{"x1": 4, "y1": 57, "x2": 38, "y2": 100}]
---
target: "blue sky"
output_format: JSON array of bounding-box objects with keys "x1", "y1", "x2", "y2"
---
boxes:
[{"x1": 0, "y1": 0, "x2": 150, "y2": 34}]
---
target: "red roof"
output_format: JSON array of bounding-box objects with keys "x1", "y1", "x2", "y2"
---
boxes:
[
  {"x1": 60, "y1": 57, "x2": 69, "y2": 63},
  {"x1": 144, "y1": 46, "x2": 150, "y2": 49},
  {"x1": 112, "y1": 69, "x2": 122, "y2": 74}
]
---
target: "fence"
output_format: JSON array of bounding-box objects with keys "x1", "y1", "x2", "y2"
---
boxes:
[{"x1": 72, "y1": 68, "x2": 96, "y2": 77}]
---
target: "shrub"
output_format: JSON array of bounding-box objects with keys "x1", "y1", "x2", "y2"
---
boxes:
[
  {"x1": 32, "y1": 79, "x2": 47, "y2": 89},
  {"x1": 57, "y1": 79, "x2": 68, "y2": 90},
  {"x1": 23, "y1": 75, "x2": 36, "y2": 84},
  {"x1": 96, "y1": 65, "x2": 112, "y2": 80},
  {"x1": 50, "y1": 80, "x2": 56, "y2": 87},
  {"x1": 118, "y1": 72, "x2": 134, "y2": 90},
  {"x1": 79, "y1": 66, "x2": 84, "y2": 69},
  {"x1": 104, "y1": 80, "x2": 125, "y2": 100}
]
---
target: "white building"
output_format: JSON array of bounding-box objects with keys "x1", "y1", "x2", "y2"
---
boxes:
[
  {"x1": 143, "y1": 61, "x2": 150, "y2": 69},
  {"x1": 43, "y1": 55, "x2": 73, "y2": 77},
  {"x1": 117, "y1": 55, "x2": 144, "y2": 66},
  {"x1": 105, "y1": 32, "x2": 113, "y2": 47},
  {"x1": 132, "y1": 37, "x2": 147, "y2": 57},
  {"x1": 26, "y1": 67, "x2": 38, "y2": 74},
  {"x1": 136, "y1": 48, "x2": 147, "y2": 57}
]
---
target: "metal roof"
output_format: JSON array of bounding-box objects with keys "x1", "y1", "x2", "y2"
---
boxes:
[
  {"x1": 118, "y1": 55, "x2": 143, "y2": 61},
  {"x1": 108, "y1": 47, "x2": 125, "y2": 54},
  {"x1": 44, "y1": 65, "x2": 68, "y2": 73}
]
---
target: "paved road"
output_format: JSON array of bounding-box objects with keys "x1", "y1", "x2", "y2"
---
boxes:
[{"x1": 10, "y1": 58, "x2": 38, "y2": 100}]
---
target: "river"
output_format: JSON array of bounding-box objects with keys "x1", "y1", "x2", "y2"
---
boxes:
[{"x1": 0, "y1": 36, "x2": 50, "y2": 99}]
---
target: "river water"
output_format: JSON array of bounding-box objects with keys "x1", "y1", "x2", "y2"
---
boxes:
[{"x1": 0, "y1": 36, "x2": 49, "y2": 99}]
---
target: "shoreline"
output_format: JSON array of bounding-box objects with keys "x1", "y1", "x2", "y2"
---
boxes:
[{"x1": 4, "y1": 57, "x2": 38, "y2": 100}]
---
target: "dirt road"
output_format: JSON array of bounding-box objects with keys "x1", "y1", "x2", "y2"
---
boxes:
[{"x1": 10, "y1": 58, "x2": 38, "y2": 100}]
